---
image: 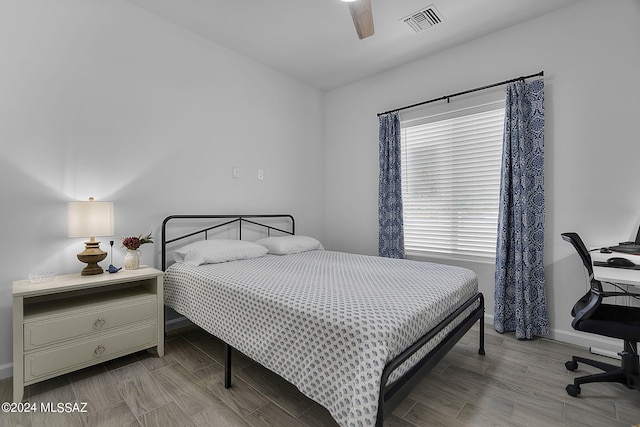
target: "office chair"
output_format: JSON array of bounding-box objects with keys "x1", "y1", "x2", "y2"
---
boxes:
[{"x1": 561, "y1": 232, "x2": 640, "y2": 396}]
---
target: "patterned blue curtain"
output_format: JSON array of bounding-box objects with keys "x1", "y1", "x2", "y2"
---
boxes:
[
  {"x1": 494, "y1": 79, "x2": 549, "y2": 339},
  {"x1": 378, "y1": 112, "x2": 404, "y2": 259}
]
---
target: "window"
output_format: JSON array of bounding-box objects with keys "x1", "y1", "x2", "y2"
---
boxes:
[{"x1": 400, "y1": 104, "x2": 504, "y2": 259}]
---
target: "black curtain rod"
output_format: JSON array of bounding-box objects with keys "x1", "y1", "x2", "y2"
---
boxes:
[{"x1": 377, "y1": 70, "x2": 544, "y2": 117}]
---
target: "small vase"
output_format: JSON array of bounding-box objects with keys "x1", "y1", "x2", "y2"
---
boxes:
[{"x1": 124, "y1": 249, "x2": 141, "y2": 270}]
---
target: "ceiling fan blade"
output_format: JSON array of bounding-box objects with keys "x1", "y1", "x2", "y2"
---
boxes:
[{"x1": 348, "y1": 0, "x2": 374, "y2": 39}]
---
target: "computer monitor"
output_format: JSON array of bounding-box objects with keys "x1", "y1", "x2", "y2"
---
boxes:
[{"x1": 607, "y1": 225, "x2": 640, "y2": 254}]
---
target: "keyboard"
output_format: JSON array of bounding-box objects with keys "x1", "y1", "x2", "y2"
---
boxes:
[
  {"x1": 593, "y1": 260, "x2": 640, "y2": 269},
  {"x1": 609, "y1": 244, "x2": 640, "y2": 255}
]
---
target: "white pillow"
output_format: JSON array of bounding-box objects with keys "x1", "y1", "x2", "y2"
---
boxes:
[
  {"x1": 254, "y1": 235, "x2": 323, "y2": 255},
  {"x1": 174, "y1": 239, "x2": 268, "y2": 266}
]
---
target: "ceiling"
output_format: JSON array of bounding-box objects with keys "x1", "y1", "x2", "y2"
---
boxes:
[{"x1": 123, "y1": 0, "x2": 583, "y2": 91}]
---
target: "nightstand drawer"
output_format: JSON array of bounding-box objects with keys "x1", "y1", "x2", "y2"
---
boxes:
[
  {"x1": 24, "y1": 297, "x2": 157, "y2": 350},
  {"x1": 24, "y1": 322, "x2": 157, "y2": 382}
]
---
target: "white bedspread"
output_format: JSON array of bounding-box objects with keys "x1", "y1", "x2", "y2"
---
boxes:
[{"x1": 164, "y1": 250, "x2": 478, "y2": 426}]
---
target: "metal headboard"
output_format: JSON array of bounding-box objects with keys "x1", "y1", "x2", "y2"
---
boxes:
[{"x1": 161, "y1": 214, "x2": 295, "y2": 270}]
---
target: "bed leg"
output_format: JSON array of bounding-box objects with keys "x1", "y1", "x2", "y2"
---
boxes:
[
  {"x1": 478, "y1": 318, "x2": 486, "y2": 355},
  {"x1": 224, "y1": 343, "x2": 232, "y2": 388},
  {"x1": 478, "y1": 295, "x2": 485, "y2": 355},
  {"x1": 163, "y1": 307, "x2": 168, "y2": 338}
]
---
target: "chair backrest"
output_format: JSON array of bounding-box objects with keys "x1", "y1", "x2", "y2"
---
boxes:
[
  {"x1": 561, "y1": 232, "x2": 593, "y2": 277},
  {"x1": 571, "y1": 290, "x2": 602, "y2": 329}
]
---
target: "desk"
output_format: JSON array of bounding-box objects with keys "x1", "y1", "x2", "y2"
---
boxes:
[{"x1": 591, "y1": 251, "x2": 640, "y2": 287}]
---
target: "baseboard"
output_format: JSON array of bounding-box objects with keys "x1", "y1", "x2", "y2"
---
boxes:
[
  {"x1": 164, "y1": 316, "x2": 193, "y2": 332},
  {"x1": 549, "y1": 328, "x2": 622, "y2": 353},
  {"x1": 0, "y1": 362, "x2": 12, "y2": 381},
  {"x1": 483, "y1": 314, "x2": 622, "y2": 353}
]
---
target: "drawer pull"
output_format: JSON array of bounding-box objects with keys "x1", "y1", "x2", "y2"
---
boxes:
[
  {"x1": 93, "y1": 318, "x2": 106, "y2": 330},
  {"x1": 94, "y1": 345, "x2": 106, "y2": 356}
]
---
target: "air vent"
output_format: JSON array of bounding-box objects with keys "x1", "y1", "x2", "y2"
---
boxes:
[{"x1": 402, "y1": 5, "x2": 443, "y2": 33}]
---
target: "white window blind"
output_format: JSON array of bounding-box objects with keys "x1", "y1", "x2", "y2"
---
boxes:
[{"x1": 401, "y1": 106, "x2": 504, "y2": 259}]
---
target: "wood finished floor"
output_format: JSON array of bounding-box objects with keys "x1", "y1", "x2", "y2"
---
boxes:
[{"x1": 2, "y1": 324, "x2": 640, "y2": 427}]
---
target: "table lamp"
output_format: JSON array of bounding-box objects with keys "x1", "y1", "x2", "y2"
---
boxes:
[{"x1": 68, "y1": 197, "x2": 114, "y2": 275}]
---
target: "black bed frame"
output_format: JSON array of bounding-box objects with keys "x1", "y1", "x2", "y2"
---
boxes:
[{"x1": 161, "y1": 214, "x2": 485, "y2": 426}]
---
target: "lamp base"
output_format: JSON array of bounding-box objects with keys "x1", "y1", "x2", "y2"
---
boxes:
[{"x1": 77, "y1": 240, "x2": 107, "y2": 276}]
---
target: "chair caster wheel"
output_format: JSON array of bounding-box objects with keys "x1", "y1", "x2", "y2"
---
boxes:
[
  {"x1": 565, "y1": 360, "x2": 578, "y2": 371},
  {"x1": 566, "y1": 384, "x2": 581, "y2": 397}
]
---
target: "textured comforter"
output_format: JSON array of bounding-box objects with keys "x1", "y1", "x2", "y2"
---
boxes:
[{"x1": 164, "y1": 250, "x2": 478, "y2": 426}]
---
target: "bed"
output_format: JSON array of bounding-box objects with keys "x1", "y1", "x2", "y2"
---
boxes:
[{"x1": 161, "y1": 214, "x2": 484, "y2": 427}]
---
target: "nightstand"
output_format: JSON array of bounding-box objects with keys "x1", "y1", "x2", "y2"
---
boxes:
[{"x1": 12, "y1": 267, "x2": 164, "y2": 403}]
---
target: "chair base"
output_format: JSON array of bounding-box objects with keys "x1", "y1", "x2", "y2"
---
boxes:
[{"x1": 565, "y1": 350, "x2": 640, "y2": 396}]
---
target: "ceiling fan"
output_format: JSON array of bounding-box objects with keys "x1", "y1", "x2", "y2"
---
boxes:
[{"x1": 342, "y1": 0, "x2": 374, "y2": 39}]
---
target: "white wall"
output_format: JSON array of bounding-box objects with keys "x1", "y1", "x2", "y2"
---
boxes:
[
  {"x1": 324, "y1": 0, "x2": 640, "y2": 350},
  {"x1": 0, "y1": 0, "x2": 325, "y2": 378}
]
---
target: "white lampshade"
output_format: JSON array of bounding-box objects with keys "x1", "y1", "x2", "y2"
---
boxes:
[{"x1": 68, "y1": 198, "x2": 114, "y2": 239}]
